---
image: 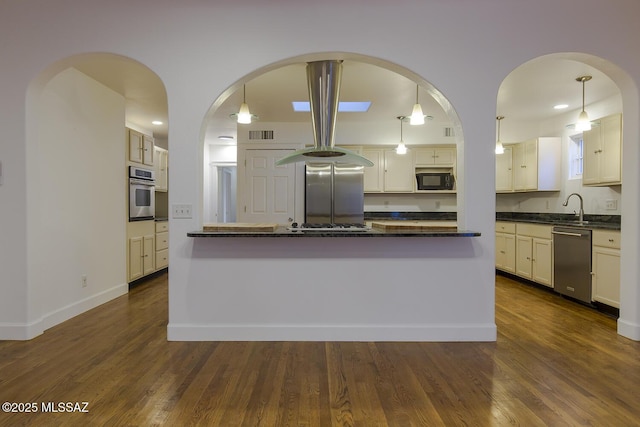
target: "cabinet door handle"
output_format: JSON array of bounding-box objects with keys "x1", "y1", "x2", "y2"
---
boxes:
[{"x1": 609, "y1": 239, "x2": 615, "y2": 242}]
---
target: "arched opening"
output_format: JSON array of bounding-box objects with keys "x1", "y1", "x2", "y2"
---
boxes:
[
  {"x1": 495, "y1": 52, "x2": 637, "y2": 337},
  {"x1": 25, "y1": 52, "x2": 168, "y2": 337},
  {"x1": 200, "y1": 53, "x2": 465, "y2": 226}
]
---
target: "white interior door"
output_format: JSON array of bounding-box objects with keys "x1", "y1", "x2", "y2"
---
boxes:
[{"x1": 240, "y1": 149, "x2": 296, "y2": 224}]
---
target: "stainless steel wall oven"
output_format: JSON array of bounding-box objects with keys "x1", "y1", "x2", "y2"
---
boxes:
[{"x1": 129, "y1": 166, "x2": 155, "y2": 221}]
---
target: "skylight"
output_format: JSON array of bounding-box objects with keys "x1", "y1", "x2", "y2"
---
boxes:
[{"x1": 292, "y1": 101, "x2": 371, "y2": 112}]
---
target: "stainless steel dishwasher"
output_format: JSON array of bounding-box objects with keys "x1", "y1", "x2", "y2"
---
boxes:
[{"x1": 552, "y1": 226, "x2": 592, "y2": 304}]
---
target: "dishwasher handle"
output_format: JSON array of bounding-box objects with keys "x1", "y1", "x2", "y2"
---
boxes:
[{"x1": 551, "y1": 230, "x2": 587, "y2": 237}]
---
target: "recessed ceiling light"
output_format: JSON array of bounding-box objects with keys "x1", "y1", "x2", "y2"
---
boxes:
[
  {"x1": 152, "y1": 120, "x2": 163, "y2": 125},
  {"x1": 292, "y1": 101, "x2": 371, "y2": 112},
  {"x1": 553, "y1": 104, "x2": 569, "y2": 110},
  {"x1": 218, "y1": 135, "x2": 235, "y2": 141}
]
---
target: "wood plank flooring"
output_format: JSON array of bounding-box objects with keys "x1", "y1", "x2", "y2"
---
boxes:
[{"x1": 1, "y1": 273, "x2": 639, "y2": 426}]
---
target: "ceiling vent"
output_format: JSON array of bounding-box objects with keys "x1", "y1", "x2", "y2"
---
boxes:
[
  {"x1": 248, "y1": 130, "x2": 274, "y2": 140},
  {"x1": 444, "y1": 127, "x2": 455, "y2": 137}
]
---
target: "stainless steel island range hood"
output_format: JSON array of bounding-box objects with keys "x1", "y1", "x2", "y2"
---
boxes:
[{"x1": 275, "y1": 60, "x2": 374, "y2": 167}]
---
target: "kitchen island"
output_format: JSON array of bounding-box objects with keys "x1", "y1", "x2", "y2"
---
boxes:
[{"x1": 172, "y1": 219, "x2": 491, "y2": 343}]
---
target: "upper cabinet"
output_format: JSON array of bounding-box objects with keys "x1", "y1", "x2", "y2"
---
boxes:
[
  {"x1": 495, "y1": 146, "x2": 513, "y2": 192},
  {"x1": 362, "y1": 148, "x2": 384, "y2": 192},
  {"x1": 582, "y1": 113, "x2": 622, "y2": 186},
  {"x1": 384, "y1": 149, "x2": 414, "y2": 192},
  {"x1": 414, "y1": 147, "x2": 456, "y2": 167},
  {"x1": 128, "y1": 128, "x2": 154, "y2": 166},
  {"x1": 496, "y1": 137, "x2": 561, "y2": 192},
  {"x1": 154, "y1": 146, "x2": 168, "y2": 192},
  {"x1": 361, "y1": 145, "x2": 456, "y2": 193}
]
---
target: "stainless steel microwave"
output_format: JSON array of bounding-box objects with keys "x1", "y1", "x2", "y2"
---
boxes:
[{"x1": 416, "y1": 172, "x2": 455, "y2": 190}]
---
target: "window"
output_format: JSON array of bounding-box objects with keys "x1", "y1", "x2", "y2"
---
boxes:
[{"x1": 569, "y1": 134, "x2": 583, "y2": 180}]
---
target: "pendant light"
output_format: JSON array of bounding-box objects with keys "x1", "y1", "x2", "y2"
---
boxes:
[
  {"x1": 237, "y1": 84, "x2": 252, "y2": 124},
  {"x1": 495, "y1": 116, "x2": 505, "y2": 154},
  {"x1": 409, "y1": 85, "x2": 425, "y2": 125},
  {"x1": 396, "y1": 116, "x2": 407, "y2": 154},
  {"x1": 575, "y1": 75, "x2": 592, "y2": 132}
]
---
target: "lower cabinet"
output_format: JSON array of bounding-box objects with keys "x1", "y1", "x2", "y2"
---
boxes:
[
  {"x1": 129, "y1": 235, "x2": 155, "y2": 281},
  {"x1": 495, "y1": 222, "x2": 516, "y2": 273},
  {"x1": 498, "y1": 221, "x2": 621, "y2": 309},
  {"x1": 531, "y1": 238, "x2": 552, "y2": 286},
  {"x1": 155, "y1": 221, "x2": 169, "y2": 270},
  {"x1": 127, "y1": 220, "x2": 155, "y2": 282},
  {"x1": 496, "y1": 222, "x2": 552, "y2": 288},
  {"x1": 591, "y1": 230, "x2": 621, "y2": 308}
]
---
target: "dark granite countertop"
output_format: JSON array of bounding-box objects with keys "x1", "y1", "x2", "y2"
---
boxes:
[
  {"x1": 365, "y1": 211, "x2": 457, "y2": 221},
  {"x1": 496, "y1": 212, "x2": 621, "y2": 230},
  {"x1": 188, "y1": 225, "x2": 480, "y2": 238}
]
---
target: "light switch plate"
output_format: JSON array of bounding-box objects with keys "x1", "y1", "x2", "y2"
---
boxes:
[{"x1": 172, "y1": 204, "x2": 193, "y2": 219}]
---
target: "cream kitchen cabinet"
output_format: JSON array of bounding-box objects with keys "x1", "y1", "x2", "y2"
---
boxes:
[
  {"x1": 511, "y1": 137, "x2": 561, "y2": 192},
  {"x1": 362, "y1": 148, "x2": 384, "y2": 192},
  {"x1": 495, "y1": 146, "x2": 513, "y2": 192},
  {"x1": 362, "y1": 148, "x2": 413, "y2": 192},
  {"x1": 384, "y1": 149, "x2": 414, "y2": 192},
  {"x1": 127, "y1": 220, "x2": 155, "y2": 282},
  {"x1": 129, "y1": 235, "x2": 154, "y2": 281},
  {"x1": 582, "y1": 113, "x2": 622, "y2": 186},
  {"x1": 362, "y1": 145, "x2": 456, "y2": 193},
  {"x1": 154, "y1": 147, "x2": 168, "y2": 192},
  {"x1": 495, "y1": 221, "x2": 516, "y2": 273},
  {"x1": 513, "y1": 223, "x2": 553, "y2": 287},
  {"x1": 591, "y1": 229, "x2": 620, "y2": 308},
  {"x1": 128, "y1": 128, "x2": 154, "y2": 166},
  {"x1": 155, "y1": 221, "x2": 169, "y2": 270},
  {"x1": 414, "y1": 147, "x2": 455, "y2": 167}
]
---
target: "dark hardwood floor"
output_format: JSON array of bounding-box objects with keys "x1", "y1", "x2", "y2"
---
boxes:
[{"x1": 1, "y1": 272, "x2": 639, "y2": 426}]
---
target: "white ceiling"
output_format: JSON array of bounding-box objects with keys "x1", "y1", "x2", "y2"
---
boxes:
[{"x1": 71, "y1": 55, "x2": 620, "y2": 144}]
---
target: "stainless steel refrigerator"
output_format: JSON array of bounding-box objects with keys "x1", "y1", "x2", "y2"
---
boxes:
[{"x1": 305, "y1": 163, "x2": 364, "y2": 224}]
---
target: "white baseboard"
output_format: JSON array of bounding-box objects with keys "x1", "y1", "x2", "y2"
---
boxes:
[
  {"x1": 618, "y1": 318, "x2": 640, "y2": 341},
  {"x1": 167, "y1": 323, "x2": 498, "y2": 342},
  {"x1": 0, "y1": 283, "x2": 128, "y2": 341},
  {"x1": 0, "y1": 319, "x2": 43, "y2": 340}
]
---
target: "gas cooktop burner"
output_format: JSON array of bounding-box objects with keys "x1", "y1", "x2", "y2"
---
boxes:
[{"x1": 288, "y1": 223, "x2": 371, "y2": 232}]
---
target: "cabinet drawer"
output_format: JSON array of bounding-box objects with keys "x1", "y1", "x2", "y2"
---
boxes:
[
  {"x1": 516, "y1": 223, "x2": 552, "y2": 239},
  {"x1": 592, "y1": 229, "x2": 621, "y2": 249},
  {"x1": 155, "y1": 231, "x2": 169, "y2": 251},
  {"x1": 155, "y1": 249, "x2": 169, "y2": 269},
  {"x1": 496, "y1": 221, "x2": 516, "y2": 234},
  {"x1": 155, "y1": 221, "x2": 168, "y2": 233}
]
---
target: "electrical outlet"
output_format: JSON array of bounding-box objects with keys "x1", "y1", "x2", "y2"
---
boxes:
[
  {"x1": 172, "y1": 204, "x2": 193, "y2": 219},
  {"x1": 605, "y1": 199, "x2": 617, "y2": 210},
  {"x1": 81, "y1": 275, "x2": 87, "y2": 288}
]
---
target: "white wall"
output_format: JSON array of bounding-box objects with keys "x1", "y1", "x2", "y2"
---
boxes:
[
  {"x1": 26, "y1": 68, "x2": 127, "y2": 336},
  {"x1": 1, "y1": 0, "x2": 640, "y2": 341}
]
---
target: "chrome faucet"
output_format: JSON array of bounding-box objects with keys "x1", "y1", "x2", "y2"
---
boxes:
[{"x1": 562, "y1": 193, "x2": 584, "y2": 223}]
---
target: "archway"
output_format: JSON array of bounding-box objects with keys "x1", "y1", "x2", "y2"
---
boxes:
[
  {"x1": 496, "y1": 52, "x2": 640, "y2": 340},
  {"x1": 24, "y1": 53, "x2": 168, "y2": 338},
  {"x1": 200, "y1": 53, "x2": 465, "y2": 225}
]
